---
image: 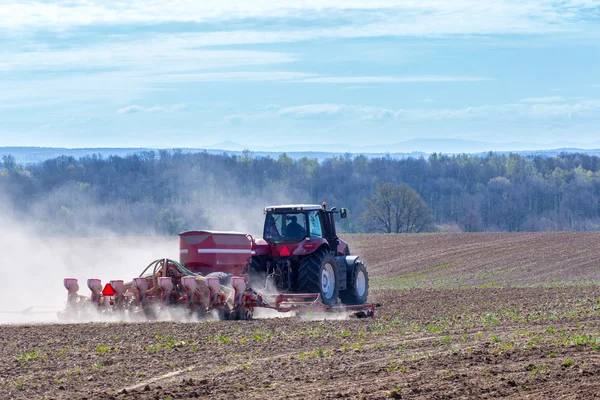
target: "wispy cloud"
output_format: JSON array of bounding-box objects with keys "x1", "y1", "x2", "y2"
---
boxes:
[
  {"x1": 0, "y1": 44, "x2": 295, "y2": 73},
  {"x1": 156, "y1": 71, "x2": 316, "y2": 83},
  {"x1": 1, "y1": 1, "x2": 599, "y2": 146},
  {"x1": 278, "y1": 104, "x2": 347, "y2": 116},
  {"x1": 0, "y1": 37, "x2": 301, "y2": 107},
  {"x1": 519, "y1": 96, "x2": 566, "y2": 103},
  {"x1": 0, "y1": 1, "x2": 403, "y2": 29},
  {"x1": 278, "y1": 104, "x2": 394, "y2": 120},
  {"x1": 224, "y1": 115, "x2": 248, "y2": 125},
  {"x1": 272, "y1": 98, "x2": 600, "y2": 121},
  {"x1": 0, "y1": 72, "x2": 147, "y2": 110},
  {"x1": 397, "y1": 99, "x2": 600, "y2": 120},
  {"x1": 116, "y1": 104, "x2": 187, "y2": 114},
  {"x1": 1, "y1": 1, "x2": 598, "y2": 38},
  {"x1": 299, "y1": 76, "x2": 488, "y2": 83}
]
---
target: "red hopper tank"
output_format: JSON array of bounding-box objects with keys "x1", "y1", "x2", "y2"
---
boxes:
[{"x1": 179, "y1": 230, "x2": 251, "y2": 276}]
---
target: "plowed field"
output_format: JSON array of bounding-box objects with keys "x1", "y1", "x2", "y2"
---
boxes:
[{"x1": 2, "y1": 232, "x2": 600, "y2": 399}]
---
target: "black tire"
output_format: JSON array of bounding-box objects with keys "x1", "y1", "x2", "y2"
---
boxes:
[
  {"x1": 229, "y1": 304, "x2": 252, "y2": 320},
  {"x1": 249, "y1": 256, "x2": 267, "y2": 291},
  {"x1": 298, "y1": 248, "x2": 339, "y2": 307},
  {"x1": 340, "y1": 259, "x2": 369, "y2": 305},
  {"x1": 217, "y1": 304, "x2": 231, "y2": 321}
]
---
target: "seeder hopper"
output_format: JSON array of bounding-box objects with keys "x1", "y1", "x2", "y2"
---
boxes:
[{"x1": 60, "y1": 203, "x2": 376, "y2": 321}]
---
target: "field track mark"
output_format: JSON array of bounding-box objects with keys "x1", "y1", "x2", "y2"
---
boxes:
[
  {"x1": 119, "y1": 333, "x2": 448, "y2": 393},
  {"x1": 262, "y1": 344, "x2": 483, "y2": 400},
  {"x1": 118, "y1": 330, "x2": 497, "y2": 394},
  {"x1": 123, "y1": 366, "x2": 196, "y2": 391},
  {"x1": 121, "y1": 350, "x2": 300, "y2": 392}
]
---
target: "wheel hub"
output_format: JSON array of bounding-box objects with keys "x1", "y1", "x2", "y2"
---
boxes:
[
  {"x1": 356, "y1": 270, "x2": 366, "y2": 297},
  {"x1": 321, "y1": 263, "x2": 335, "y2": 299}
]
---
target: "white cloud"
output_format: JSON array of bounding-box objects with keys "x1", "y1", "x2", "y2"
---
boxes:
[
  {"x1": 273, "y1": 98, "x2": 600, "y2": 121},
  {"x1": 1, "y1": 0, "x2": 597, "y2": 38},
  {"x1": 63, "y1": 117, "x2": 92, "y2": 125},
  {"x1": 277, "y1": 104, "x2": 395, "y2": 120},
  {"x1": 156, "y1": 71, "x2": 316, "y2": 83},
  {"x1": 0, "y1": 35, "x2": 303, "y2": 108},
  {"x1": 519, "y1": 96, "x2": 565, "y2": 103},
  {"x1": 224, "y1": 114, "x2": 248, "y2": 125},
  {"x1": 0, "y1": 44, "x2": 295, "y2": 73},
  {"x1": 278, "y1": 104, "x2": 346, "y2": 116},
  {"x1": 116, "y1": 104, "x2": 187, "y2": 114},
  {"x1": 116, "y1": 105, "x2": 143, "y2": 114},
  {"x1": 147, "y1": 104, "x2": 187, "y2": 113},
  {"x1": 0, "y1": 1, "x2": 402, "y2": 29},
  {"x1": 0, "y1": 1, "x2": 593, "y2": 114},
  {"x1": 393, "y1": 99, "x2": 600, "y2": 120},
  {"x1": 254, "y1": 104, "x2": 280, "y2": 111},
  {"x1": 298, "y1": 76, "x2": 487, "y2": 83},
  {"x1": 0, "y1": 72, "x2": 148, "y2": 110}
]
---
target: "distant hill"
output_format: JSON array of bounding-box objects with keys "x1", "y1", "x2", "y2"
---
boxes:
[
  {"x1": 207, "y1": 138, "x2": 600, "y2": 154},
  {"x1": 2, "y1": 141, "x2": 600, "y2": 165},
  {"x1": 0, "y1": 146, "x2": 425, "y2": 164}
]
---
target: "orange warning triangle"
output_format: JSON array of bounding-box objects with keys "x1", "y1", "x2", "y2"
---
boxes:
[{"x1": 279, "y1": 245, "x2": 291, "y2": 257}]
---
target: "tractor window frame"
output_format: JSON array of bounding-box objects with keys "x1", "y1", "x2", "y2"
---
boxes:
[
  {"x1": 307, "y1": 210, "x2": 323, "y2": 238},
  {"x1": 263, "y1": 212, "x2": 308, "y2": 243}
]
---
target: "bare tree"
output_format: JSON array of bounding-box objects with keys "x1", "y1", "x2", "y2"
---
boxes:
[
  {"x1": 460, "y1": 209, "x2": 484, "y2": 232},
  {"x1": 361, "y1": 183, "x2": 433, "y2": 233}
]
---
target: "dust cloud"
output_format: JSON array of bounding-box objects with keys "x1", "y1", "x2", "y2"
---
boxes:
[
  {"x1": 195, "y1": 180, "x2": 307, "y2": 238},
  {"x1": 0, "y1": 200, "x2": 178, "y2": 324},
  {"x1": 0, "y1": 180, "x2": 308, "y2": 324}
]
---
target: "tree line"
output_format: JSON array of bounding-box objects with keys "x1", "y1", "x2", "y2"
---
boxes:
[{"x1": 1, "y1": 150, "x2": 600, "y2": 235}]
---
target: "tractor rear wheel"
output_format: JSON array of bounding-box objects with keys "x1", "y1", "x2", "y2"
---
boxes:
[
  {"x1": 298, "y1": 248, "x2": 339, "y2": 307},
  {"x1": 340, "y1": 259, "x2": 369, "y2": 305}
]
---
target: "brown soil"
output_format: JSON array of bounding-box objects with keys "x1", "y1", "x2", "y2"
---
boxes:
[
  {"x1": 2, "y1": 232, "x2": 600, "y2": 399},
  {"x1": 348, "y1": 232, "x2": 600, "y2": 286}
]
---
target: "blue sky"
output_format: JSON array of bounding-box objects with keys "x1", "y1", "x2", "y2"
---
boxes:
[{"x1": 1, "y1": 1, "x2": 599, "y2": 151}]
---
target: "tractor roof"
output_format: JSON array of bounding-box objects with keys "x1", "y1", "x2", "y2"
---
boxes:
[{"x1": 265, "y1": 204, "x2": 323, "y2": 212}]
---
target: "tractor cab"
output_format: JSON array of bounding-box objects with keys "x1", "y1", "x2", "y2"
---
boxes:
[
  {"x1": 250, "y1": 202, "x2": 366, "y2": 307},
  {"x1": 262, "y1": 203, "x2": 347, "y2": 251}
]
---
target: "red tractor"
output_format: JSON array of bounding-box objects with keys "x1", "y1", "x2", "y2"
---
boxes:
[
  {"x1": 249, "y1": 203, "x2": 369, "y2": 307},
  {"x1": 60, "y1": 203, "x2": 372, "y2": 320}
]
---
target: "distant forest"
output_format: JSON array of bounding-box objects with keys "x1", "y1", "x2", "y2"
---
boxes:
[{"x1": 1, "y1": 150, "x2": 600, "y2": 235}]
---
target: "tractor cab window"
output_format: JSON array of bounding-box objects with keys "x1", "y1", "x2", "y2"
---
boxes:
[
  {"x1": 307, "y1": 211, "x2": 323, "y2": 238},
  {"x1": 264, "y1": 212, "x2": 307, "y2": 243}
]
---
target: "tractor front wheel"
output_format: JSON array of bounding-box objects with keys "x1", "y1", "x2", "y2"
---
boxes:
[{"x1": 298, "y1": 248, "x2": 339, "y2": 307}]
